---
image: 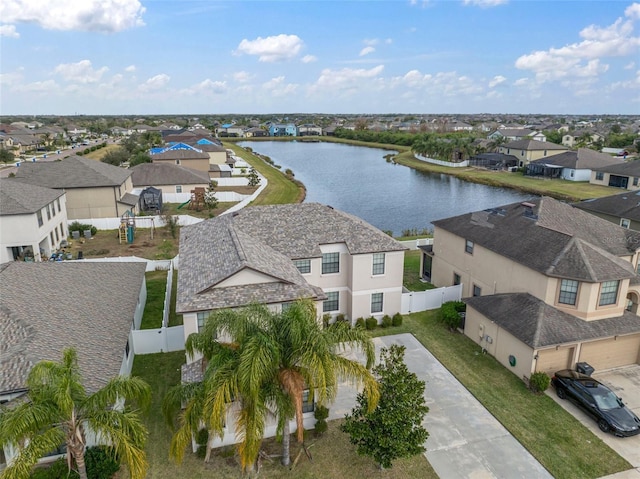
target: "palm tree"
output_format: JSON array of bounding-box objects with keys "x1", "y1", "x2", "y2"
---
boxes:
[
  {"x1": 165, "y1": 300, "x2": 379, "y2": 471},
  {"x1": 0, "y1": 348, "x2": 151, "y2": 479}
]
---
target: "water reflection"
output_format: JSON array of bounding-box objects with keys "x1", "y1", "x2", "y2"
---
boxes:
[{"x1": 239, "y1": 141, "x2": 533, "y2": 236}]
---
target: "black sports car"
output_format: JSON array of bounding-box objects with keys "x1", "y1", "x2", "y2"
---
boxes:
[{"x1": 552, "y1": 369, "x2": 640, "y2": 437}]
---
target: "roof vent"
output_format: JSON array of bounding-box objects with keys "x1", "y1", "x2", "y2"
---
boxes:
[{"x1": 521, "y1": 201, "x2": 536, "y2": 208}]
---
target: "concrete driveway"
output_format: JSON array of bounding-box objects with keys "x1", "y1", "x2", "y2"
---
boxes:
[
  {"x1": 548, "y1": 365, "x2": 640, "y2": 479},
  {"x1": 330, "y1": 333, "x2": 551, "y2": 478}
]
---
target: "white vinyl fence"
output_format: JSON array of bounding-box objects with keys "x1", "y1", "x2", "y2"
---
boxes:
[
  {"x1": 69, "y1": 214, "x2": 203, "y2": 230},
  {"x1": 398, "y1": 238, "x2": 433, "y2": 250},
  {"x1": 414, "y1": 154, "x2": 469, "y2": 168},
  {"x1": 132, "y1": 326, "x2": 185, "y2": 355},
  {"x1": 401, "y1": 284, "x2": 462, "y2": 315}
]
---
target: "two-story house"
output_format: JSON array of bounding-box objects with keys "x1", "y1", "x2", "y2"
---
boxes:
[
  {"x1": 177, "y1": 203, "x2": 407, "y2": 357},
  {"x1": 424, "y1": 197, "x2": 640, "y2": 381},
  {"x1": 498, "y1": 140, "x2": 568, "y2": 168},
  {"x1": 0, "y1": 179, "x2": 68, "y2": 263},
  {"x1": 0, "y1": 261, "x2": 147, "y2": 468},
  {"x1": 268, "y1": 123, "x2": 297, "y2": 137},
  {"x1": 11, "y1": 156, "x2": 139, "y2": 220},
  {"x1": 590, "y1": 161, "x2": 640, "y2": 190}
]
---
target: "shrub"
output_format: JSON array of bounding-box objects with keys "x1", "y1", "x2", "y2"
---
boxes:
[
  {"x1": 68, "y1": 221, "x2": 97, "y2": 236},
  {"x1": 381, "y1": 315, "x2": 392, "y2": 328},
  {"x1": 440, "y1": 301, "x2": 465, "y2": 331},
  {"x1": 322, "y1": 313, "x2": 331, "y2": 329},
  {"x1": 335, "y1": 313, "x2": 348, "y2": 324},
  {"x1": 355, "y1": 317, "x2": 366, "y2": 329},
  {"x1": 195, "y1": 428, "x2": 209, "y2": 458},
  {"x1": 85, "y1": 446, "x2": 120, "y2": 479},
  {"x1": 30, "y1": 458, "x2": 79, "y2": 479},
  {"x1": 314, "y1": 405, "x2": 329, "y2": 436},
  {"x1": 529, "y1": 371, "x2": 551, "y2": 393},
  {"x1": 365, "y1": 316, "x2": 378, "y2": 330},
  {"x1": 76, "y1": 151, "x2": 84, "y2": 156},
  {"x1": 392, "y1": 312, "x2": 403, "y2": 327}
]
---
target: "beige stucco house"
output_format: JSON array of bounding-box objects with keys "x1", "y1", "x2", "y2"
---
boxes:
[
  {"x1": 130, "y1": 162, "x2": 211, "y2": 195},
  {"x1": 498, "y1": 139, "x2": 568, "y2": 168},
  {"x1": 12, "y1": 156, "x2": 138, "y2": 220},
  {"x1": 0, "y1": 179, "x2": 68, "y2": 263},
  {"x1": 424, "y1": 197, "x2": 640, "y2": 382},
  {"x1": 590, "y1": 161, "x2": 640, "y2": 191}
]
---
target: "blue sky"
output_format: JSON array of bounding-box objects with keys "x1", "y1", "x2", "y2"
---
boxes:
[{"x1": 1, "y1": 0, "x2": 639, "y2": 115}]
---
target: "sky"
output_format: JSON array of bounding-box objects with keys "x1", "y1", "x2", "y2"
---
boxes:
[{"x1": 1, "y1": 0, "x2": 640, "y2": 116}]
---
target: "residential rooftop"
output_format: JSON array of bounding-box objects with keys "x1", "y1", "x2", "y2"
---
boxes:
[{"x1": 0, "y1": 178, "x2": 64, "y2": 216}]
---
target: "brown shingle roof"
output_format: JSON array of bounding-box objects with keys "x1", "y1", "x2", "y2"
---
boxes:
[
  {"x1": 131, "y1": 163, "x2": 210, "y2": 187},
  {"x1": 0, "y1": 261, "x2": 146, "y2": 395}
]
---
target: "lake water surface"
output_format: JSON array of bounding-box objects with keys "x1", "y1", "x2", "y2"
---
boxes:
[{"x1": 239, "y1": 141, "x2": 534, "y2": 236}]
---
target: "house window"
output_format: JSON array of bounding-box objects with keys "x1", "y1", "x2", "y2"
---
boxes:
[
  {"x1": 322, "y1": 252, "x2": 340, "y2": 274},
  {"x1": 599, "y1": 280, "x2": 619, "y2": 306},
  {"x1": 46, "y1": 204, "x2": 51, "y2": 220},
  {"x1": 37, "y1": 210, "x2": 43, "y2": 226},
  {"x1": 558, "y1": 279, "x2": 579, "y2": 305},
  {"x1": 176, "y1": 159, "x2": 181, "y2": 165},
  {"x1": 544, "y1": 150, "x2": 547, "y2": 156},
  {"x1": 197, "y1": 312, "x2": 208, "y2": 330},
  {"x1": 60, "y1": 224, "x2": 65, "y2": 238},
  {"x1": 50, "y1": 231, "x2": 55, "y2": 245},
  {"x1": 372, "y1": 253, "x2": 385, "y2": 275},
  {"x1": 281, "y1": 302, "x2": 293, "y2": 312},
  {"x1": 371, "y1": 293, "x2": 383, "y2": 313},
  {"x1": 621, "y1": 218, "x2": 631, "y2": 229},
  {"x1": 465, "y1": 240, "x2": 474, "y2": 254},
  {"x1": 634, "y1": 178, "x2": 639, "y2": 186},
  {"x1": 54, "y1": 227, "x2": 59, "y2": 242},
  {"x1": 294, "y1": 259, "x2": 311, "y2": 274},
  {"x1": 302, "y1": 389, "x2": 314, "y2": 413},
  {"x1": 323, "y1": 291, "x2": 339, "y2": 312},
  {"x1": 473, "y1": 285, "x2": 481, "y2": 297},
  {"x1": 595, "y1": 172, "x2": 604, "y2": 181},
  {"x1": 56, "y1": 198, "x2": 61, "y2": 212},
  {"x1": 176, "y1": 185, "x2": 182, "y2": 193},
  {"x1": 51, "y1": 202, "x2": 56, "y2": 217},
  {"x1": 453, "y1": 273, "x2": 461, "y2": 286}
]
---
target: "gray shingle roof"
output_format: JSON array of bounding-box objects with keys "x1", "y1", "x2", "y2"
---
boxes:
[
  {"x1": 503, "y1": 139, "x2": 568, "y2": 151},
  {"x1": 177, "y1": 203, "x2": 406, "y2": 314},
  {"x1": 150, "y1": 149, "x2": 209, "y2": 161},
  {"x1": 465, "y1": 293, "x2": 640, "y2": 348},
  {"x1": 0, "y1": 261, "x2": 146, "y2": 395},
  {"x1": 593, "y1": 161, "x2": 640, "y2": 175},
  {"x1": 530, "y1": 148, "x2": 623, "y2": 169},
  {"x1": 12, "y1": 155, "x2": 131, "y2": 189},
  {"x1": 574, "y1": 190, "x2": 640, "y2": 222},
  {"x1": 131, "y1": 163, "x2": 210, "y2": 187},
  {"x1": 433, "y1": 197, "x2": 639, "y2": 282},
  {"x1": 0, "y1": 178, "x2": 64, "y2": 216}
]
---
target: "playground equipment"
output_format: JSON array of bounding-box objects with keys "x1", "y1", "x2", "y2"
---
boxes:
[
  {"x1": 188, "y1": 187, "x2": 206, "y2": 211},
  {"x1": 119, "y1": 210, "x2": 136, "y2": 244}
]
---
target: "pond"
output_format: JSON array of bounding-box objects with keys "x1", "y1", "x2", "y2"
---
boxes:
[{"x1": 238, "y1": 141, "x2": 533, "y2": 236}]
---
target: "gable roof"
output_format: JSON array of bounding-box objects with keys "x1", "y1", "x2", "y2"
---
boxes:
[
  {"x1": 177, "y1": 203, "x2": 406, "y2": 313},
  {"x1": 465, "y1": 293, "x2": 640, "y2": 348},
  {"x1": 0, "y1": 178, "x2": 64, "y2": 216},
  {"x1": 503, "y1": 139, "x2": 568, "y2": 151},
  {"x1": 433, "y1": 196, "x2": 640, "y2": 282},
  {"x1": 150, "y1": 148, "x2": 209, "y2": 161},
  {"x1": 0, "y1": 261, "x2": 146, "y2": 395},
  {"x1": 131, "y1": 163, "x2": 210, "y2": 187},
  {"x1": 574, "y1": 190, "x2": 640, "y2": 223},
  {"x1": 530, "y1": 148, "x2": 624, "y2": 170},
  {"x1": 12, "y1": 155, "x2": 131, "y2": 189}
]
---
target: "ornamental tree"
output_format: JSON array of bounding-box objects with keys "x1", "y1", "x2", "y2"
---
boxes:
[{"x1": 341, "y1": 344, "x2": 429, "y2": 469}]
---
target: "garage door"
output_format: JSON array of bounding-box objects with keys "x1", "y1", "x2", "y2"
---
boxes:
[
  {"x1": 536, "y1": 346, "x2": 574, "y2": 375},
  {"x1": 580, "y1": 334, "x2": 640, "y2": 371}
]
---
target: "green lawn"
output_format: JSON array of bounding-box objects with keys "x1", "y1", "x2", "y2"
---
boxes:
[
  {"x1": 223, "y1": 142, "x2": 305, "y2": 205},
  {"x1": 131, "y1": 351, "x2": 436, "y2": 479},
  {"x1": 371, "y1": 313, "x2": 632, "y2": 479},
  {"x1": 403, "y1": 250, "x2": 434, "y2": 292},
  {"x1": 140, "y1": 270, "x2": 168, "y2": 329}
]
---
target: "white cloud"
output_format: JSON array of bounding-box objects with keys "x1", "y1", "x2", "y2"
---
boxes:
[
  {"x1": 125, "y1": 65, "x2": 136, "y2": 72},
  {"x1": 262, "y1": 76, "x2": 298, "y2": 96},
  {"x1": 0, "y1": 67, "x2": 24, "y2": 86},
  {"x1": 0, "y1": 0, "x2": 145, "y2": 33},
  {"x1": 181, "y1": 79, "x2": 227, "y2": 95},
  {"x1": 13, "y1": 79, "x2": 58, "y2": 93},
  {"x1": 514, "y1": 78, "x2": 530, "y2": 86},
  {"x1": 363, "y1": 38, "x2": 379, "y2": 46},
  {"x1": 515, "y1": 7, "x2": 640, "y2": 83},
  {"x1": 139, "y1": 73, "x2": 170, "y2": 91},
  {"x1": 235, "y1": 34, "x2": 304, "y2": 62},
  {"x1": 463, "y1": 0, "x2": 508, "y2": 7},
  {"x1": 313, "y1": 65, "x2": 385, "y2": 91},
  {"x1": 233, "y1": 71, "x2": 253, "y2": 82},
  {"x1": 489, "y1": 75, "x2": 507, "y2": 87},
  {"x1": 360, "y1": 46, "x2": 376, "y2": 56},
  {"x1": 0, "y1": 24, "x2": 19, "y2": 37},
  {"x1": 53, "y1": 60, "x2": 108, "y2": 83},
  {"x1": 626, "y1": 3, "x2": 640, "y2": 20},
  {"x1": 301, "y1": 55, "x2": 317, "y2": 63}
]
